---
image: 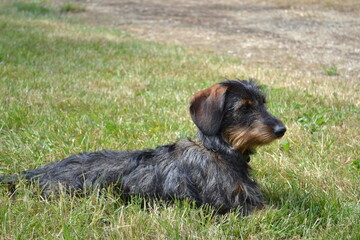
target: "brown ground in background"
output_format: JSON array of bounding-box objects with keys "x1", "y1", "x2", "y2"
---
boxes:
[{"x1": 53, "y1": 0, "x2": 360, "y2": 88}]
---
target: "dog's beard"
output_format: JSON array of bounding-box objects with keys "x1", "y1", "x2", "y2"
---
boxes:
[{"x1": 224, "y1": 123, "x2": 276, "y2": 153}]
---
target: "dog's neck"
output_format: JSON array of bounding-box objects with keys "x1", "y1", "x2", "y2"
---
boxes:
[{"x1": 196, "y1": 131, "x2": 251, "y2": 163}]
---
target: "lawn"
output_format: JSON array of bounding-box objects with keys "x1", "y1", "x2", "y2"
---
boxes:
[{"x1": 0, "y1": 1, "x2": 359, "y2": 239}]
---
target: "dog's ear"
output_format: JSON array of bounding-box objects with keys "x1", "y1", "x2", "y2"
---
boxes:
[{"x1": 189, "y1": 84, "x2": 227, "y2": 136}]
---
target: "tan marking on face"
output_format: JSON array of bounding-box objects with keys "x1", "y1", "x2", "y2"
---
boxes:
[
  {"x1": 245, "y1": 100, "x2": 254, "y2": 106},
  {"x1": 224, "y1": 122, "x2": 277, "y2": 153},
  {"x1": 235, "y1": 99, "x2": 254, "y2": 110}
]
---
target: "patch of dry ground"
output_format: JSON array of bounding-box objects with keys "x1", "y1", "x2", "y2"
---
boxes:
[{"x1": 53, "y1": 0, "x2": 359, "y2": 103}]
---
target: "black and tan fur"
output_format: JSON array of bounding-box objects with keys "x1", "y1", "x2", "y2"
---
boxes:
[{"x1": 0, "y1": 80, "x2": 286, "y2": 215}]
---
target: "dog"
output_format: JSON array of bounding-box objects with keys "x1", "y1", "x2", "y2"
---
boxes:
[{"x1": 0, "y1": 79, "x2": 286, "y2": 215}]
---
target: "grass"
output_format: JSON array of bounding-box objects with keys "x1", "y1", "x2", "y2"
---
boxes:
[
  {"x1": 0, "y1": 1, "x2": 359, "y2": 239},
  {"x1": 11, "y1": 1, "x2": 55, "y2": 16},
  {"x1": 323, "y1": 65, "x2": 338, "y2": 76},
  {"x1": 60, "y1": 2, "x2": 86, "y2": 13}
]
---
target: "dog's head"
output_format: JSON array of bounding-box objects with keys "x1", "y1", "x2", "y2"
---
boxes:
[{"x1": 190, "y1": 80, "x2": 286, "y2": 153}]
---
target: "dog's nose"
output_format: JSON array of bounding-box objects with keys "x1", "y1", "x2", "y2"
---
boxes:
[{"x1": 274, "y1": 125, "x2": 286, "y2": 138}]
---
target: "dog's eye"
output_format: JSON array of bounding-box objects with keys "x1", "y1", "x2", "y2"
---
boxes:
[{"x1": 239, "y1": 103, "x2": 252, "y2": 112}]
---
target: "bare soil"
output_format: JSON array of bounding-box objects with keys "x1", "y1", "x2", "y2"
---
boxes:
[{"x1": 54, "y1": 0, "x2": 360, "y2": 80}]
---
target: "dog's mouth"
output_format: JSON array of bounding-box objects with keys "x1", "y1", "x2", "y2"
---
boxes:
[{"x1": 224, "y1": 123, "x2": 279, "y2": 153}]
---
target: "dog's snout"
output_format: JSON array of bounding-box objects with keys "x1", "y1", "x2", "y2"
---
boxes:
[
  {"x1": 274, "y1": 125, "x2": 286, "y2": 138},
  {"x1": 261, "y1": 110, "x2": 286, "y2": 138}
]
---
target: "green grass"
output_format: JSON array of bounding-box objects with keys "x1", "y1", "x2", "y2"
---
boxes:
[
  {"x1": 60, "y1": 2, "x2": 86, "y2": 13},
  {"x1": 12, "y1": 1, "x2": 54, "y2": 16},
  {"x1": 0, "y1": 2, "x2": 359, "y2": 239},
  {"x1": 323, "y1": 65, "x2": 338, "y2": 76}
]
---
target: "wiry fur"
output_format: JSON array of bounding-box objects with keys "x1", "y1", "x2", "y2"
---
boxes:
[{"x1": 0, "y1": 79, "x2": 286, "y2": 215}]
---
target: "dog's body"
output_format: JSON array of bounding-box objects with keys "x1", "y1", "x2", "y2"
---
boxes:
[{"x1": 1, "y1": 80, "x2": 286, "y2": 215}]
